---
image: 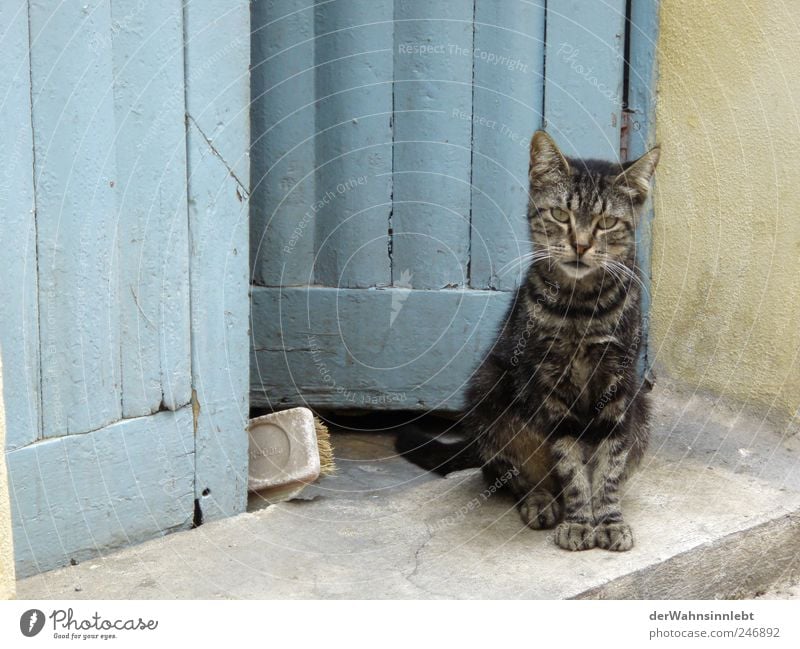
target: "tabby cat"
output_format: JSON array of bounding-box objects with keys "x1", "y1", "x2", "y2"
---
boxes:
[{"x1": 398, "y1": 131, "x2": 660, "y2": 552}]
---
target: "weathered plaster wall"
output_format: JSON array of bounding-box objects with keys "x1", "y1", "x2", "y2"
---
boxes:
[
  {"x1": 0, "y1": 358, "x2": 15, "y2": 598},
  {"x1": 652, "y1": 0, "x2": 800, "y2": 422}
]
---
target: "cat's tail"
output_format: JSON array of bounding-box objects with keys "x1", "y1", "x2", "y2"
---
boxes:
[{"x1": 394, "y1": 424, "x2": 481, "y2": 475}]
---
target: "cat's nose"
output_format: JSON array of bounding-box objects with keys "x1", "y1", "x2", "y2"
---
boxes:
[{"x1": 572, "y1": 242, "x2": 591, "y2": 257}]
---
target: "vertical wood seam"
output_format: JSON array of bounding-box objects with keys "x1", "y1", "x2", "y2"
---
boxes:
[
  {"x1": 627, "y1": 0, "x2": 660, "y2": 378},
  {"x1": 107, "y1": 0, "x2": 126, "y2": 422},
  {"x1": 166, "y1": 0, "x2": 193, "y2": 412},
  {"x1": 388, "y1": 5, "x2": 395, "y2": 286},
  {"x1": 620, "y1": 0, "x2": 633, "y2": 160},
  {"x1": 26, "y1": 0, "x2": 43, "y2": 441},
  {"x1": 180, "y1": 1, "x2": 196, "y2": 466},
  {"x1": 311, "y1": 5, "x2": 322, "y2": 286},
  {"x1": 466, "y1": 0, "x2": 476, "y2": 289},
  {"x1": 541, "y1": 0, "x2": 548, "y2": 128}
]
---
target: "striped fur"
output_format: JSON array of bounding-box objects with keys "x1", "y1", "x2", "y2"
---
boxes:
[{"x1": 463, "y1": 131, "x2": 659, "y2": 552}]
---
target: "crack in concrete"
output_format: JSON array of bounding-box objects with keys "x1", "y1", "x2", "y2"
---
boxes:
[
  {"x1": 407, "y1": 526, "x2": 434, "y2": 581},
  {"x1": 401, "y1": 525, "x2": 459, "y2": 598}
]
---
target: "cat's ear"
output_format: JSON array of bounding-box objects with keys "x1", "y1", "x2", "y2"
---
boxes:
[
  {"x1": 529, "y1": 130, "x2": 570, "y2": 190},
  {"x1": 614, "y1": 146, "x2": 660, "y2": 203}
]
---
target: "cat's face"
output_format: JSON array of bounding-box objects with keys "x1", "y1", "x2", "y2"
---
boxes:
[{"x1": 527, "y1": 131, "x2": 659, "y2": 281}]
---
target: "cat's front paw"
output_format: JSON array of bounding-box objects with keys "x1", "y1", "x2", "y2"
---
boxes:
[
  {"x1": 595, "y1": 522, "x2": 634, "y2": 551},
  {"x1": 519, "y1": 491, "x2": 560, "y2": 529},
  {"x1": 554, "y1": 521, "x2": 595, "y2": 551}
]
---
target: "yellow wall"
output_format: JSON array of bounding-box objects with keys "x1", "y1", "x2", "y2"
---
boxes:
[
  {"x1": 0, "y1": 358, "x2": 15, "y2": 598},
  {"x1": 652, "y1": 0, "x2": 800, "y2": 423}
]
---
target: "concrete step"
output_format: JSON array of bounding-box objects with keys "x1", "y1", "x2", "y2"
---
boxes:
[{"x1": 16, "y1": 384, "x2": 800, "y2": 599}]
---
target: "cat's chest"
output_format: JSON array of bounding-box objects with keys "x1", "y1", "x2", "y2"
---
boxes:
[
  {"x1": 568, "y1": 348, "x2": 594, "y2": 387},
  {"x1": 561, "y1": 335, "x2": 621, "y2": 390}
]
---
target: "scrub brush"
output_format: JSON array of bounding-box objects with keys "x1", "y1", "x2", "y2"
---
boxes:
[{"x1": 247, "y1": 407, "x2": 335, "y2": 504}]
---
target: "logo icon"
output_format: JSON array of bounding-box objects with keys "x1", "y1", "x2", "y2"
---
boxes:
[
  {"x1": 390, "y1": 269, "x2": 414, "y2": 326},
  {"x1": 20, "y1": 609, "x2": 45, "y2": 637}
]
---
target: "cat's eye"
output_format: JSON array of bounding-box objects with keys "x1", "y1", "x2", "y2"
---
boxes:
[
  {"x1": 551, "y1": 208, "x2": 570, "y2": 224},
  {"x1": 596, "y1": 216, "x2": 618, "y2": 230}
]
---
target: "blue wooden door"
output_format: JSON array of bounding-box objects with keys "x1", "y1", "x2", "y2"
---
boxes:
[
  {"x1": 250, "y1": 1, "x2": 658, "y2": 411},
  {"x1": 0, "y1": 0, "x2": 250, "y2": 577}
]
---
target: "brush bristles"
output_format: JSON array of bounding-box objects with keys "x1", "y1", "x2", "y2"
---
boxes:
[{"x1": 314, "y1": 418, "x2": 336, "y2": 476}]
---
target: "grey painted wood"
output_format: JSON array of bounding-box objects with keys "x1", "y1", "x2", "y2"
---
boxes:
[
  {"x1": 113, "y1": 0, "x2": 191, "y2": 417},
  {"x1": 183, "y1": 1, "x2": 250, "y2": 189},
  {"x1": 391, "y1": 0, "x2": 473, "y2": 289},
  {"x1": 249, "y1": 1, "x2": 649, "y2": 412},
  {"x1": 8, "y1": 407, "x2": 195, "y2": 579},
  {"x1": 29, "y1": 0, "x2": 122, "y2": 437},
  {"x1": 250, "y1": 0, "x2": 318, "y2": 287},
  {"x1": 184, "y1": 0, "x2": 251, "y2": 521},
  {"x1": 2, "y1": 1, "x2": 252, "y2": 576},
  {"x1": 469, "y1": 1, "x2": 545, "y2": 290},
  {"x1": 251, "y1": 0, "x2": 394, "y2": 290},
  {"x1": 0, "y1": 0, "x2": 40, "y2": 450},
  {"x1": 251, "y1": 286, "x2": 514, "y2": 411},
  {"x1": 544, "y1": 0, "x2": 627, "y2": 159},
  {"x1": 626, "y1": 1, "x2": 660, "y2": 161},
  {"x1": 627, "y1": 0, "x2": 660, "y2": 372},
  {"x1": 312, "y1": 0, "x2": 394, "y2": 288}
]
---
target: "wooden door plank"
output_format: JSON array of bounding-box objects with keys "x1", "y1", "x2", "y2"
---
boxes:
[
  {"x1": 251, "y1": 285, "x2": 514, "y2": 411},
  {"x1": 113, "y1": 1, "x2": 192, "y2": 417},
  {"x1": 248, "y1": 2, "x2": 654, "y2": 414},
  {"x1": 183, "y1": 2, "x2": 250, "y2": 189},
  {"x1": 8, "y1": 407, "x2": 195, "y2": 578},
  {"x1": 391, "y1": 0, "x2": 473, "y2": 289},
  {"x1": 0, "y1": 1, "x2": 40, "y2": 449},
  {"x1": 29, "y1": 0, "x2": 122, "y2": 437},
  {"x1": 250, "y1": 0, "x2": 318, "y2": 287},
  {"x1": 627, "y1": 0, "x2": 661, "y2": 371},
  {"x1": 626, "y1": 1, "x2": 659, "y2": 161},
  {"x1": 184, "y1": 0, "x2": 250, "y2": 522},
  {"x1": 544, "y1": 0, "x2": 627, "y2": 159},
  {"x1": 312, "y1": 0, "x2": 394, "y2": 288},
  {"x1": 469, "y1": 1, "x2": 546, "y2": 290}
]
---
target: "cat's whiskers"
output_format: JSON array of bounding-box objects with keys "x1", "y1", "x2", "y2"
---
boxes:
[
  {"x1": 599, "y1": 257, "x2": 649, "y2": 297},
  {"x1": 496, "y1": 247, "x2": 559, "y2": 277},
  {"x1": 611, "y1": 263, "x2": 649, "y2": 297},
  {"x1": 594, "y1": 255, "x2": 630, "y2": 289},
  {"x1": 600, "y1": 263, "x2": 629, "y2": 293},
  {"x1": 497, "y1": 255, "x2": 550, "y2": 277},
  {"x1": 596, "y1": 262, "x2": 622, "y2": 291}
]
